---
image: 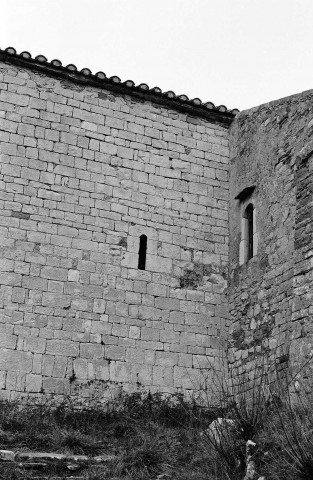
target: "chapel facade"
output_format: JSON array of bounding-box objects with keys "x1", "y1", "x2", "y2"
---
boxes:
[{"x1": 0, "y1": 47, "x2": 312, "y2": 400}]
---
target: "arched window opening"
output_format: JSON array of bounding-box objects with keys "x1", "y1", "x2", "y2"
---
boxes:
[
  {"x1": 138, "y1": 235, "x2": 147, "y2": 270},
  {"x1": 239, "y1": 203, "x2": 257, "y2": 265},
  {"x1": 245, "y1": 203, "x2": 254, "y2": 260}
]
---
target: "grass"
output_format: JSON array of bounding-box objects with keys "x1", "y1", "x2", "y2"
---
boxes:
[
  {"x1": 0, "y1": 363, "x2": 312, "y2": 479},
  {"x1": 0, "y1": 391, "x2": 217, "y2": 480},
  {"x1": 262, "y1": 381, "x2": 313, "y2": 480}
]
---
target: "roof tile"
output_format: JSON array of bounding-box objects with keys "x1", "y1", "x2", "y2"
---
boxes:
[{"x1": 0, "y1": 46, "x2": 240, "y2": 118}]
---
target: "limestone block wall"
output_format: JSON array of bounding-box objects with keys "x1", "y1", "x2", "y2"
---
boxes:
[
  {"x1": 0, "y1": 59, "x2": 230, "y2": 400},
  {"x1": 229, "y1": 90, "x2": 313, "y2": 386}
]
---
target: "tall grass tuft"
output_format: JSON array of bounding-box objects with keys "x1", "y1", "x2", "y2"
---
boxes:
[{"x1": 261, "y1": 371, "x2": 313, "y2": 480}]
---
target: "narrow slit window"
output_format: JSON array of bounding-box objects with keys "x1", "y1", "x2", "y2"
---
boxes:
[{"x1": 138, "y1": 235, "x2": 147, "y2": 270}]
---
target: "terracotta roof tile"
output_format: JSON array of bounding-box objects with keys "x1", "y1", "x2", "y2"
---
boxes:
[{"x1": 0, "y1": 47, "x2": 239, "y2": 121}]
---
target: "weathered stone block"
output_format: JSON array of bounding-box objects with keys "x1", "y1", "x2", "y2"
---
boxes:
[
  {"x1": 105, "y1": 346, "x2": 126, "y2": 361},
  {"x1": 52, "y1": 356, "x2": 68, "y2": 378},
  {"x1": 42, "y1": 377, "x2": 70, "y2": 395},
  {"x1": 155, "y1": 297, "x2": 180, "y2": 310},
  {"x1": 41, "y1": 266, "x2": 68, "y2": 281},
  {"x1": 129, "y1": 325, "x2": 141, "y2": 339},
  {"x1": 111, "y1": 361, "x2": 131, "y2": 383},
  {"x1": 80, "y1": 344, "x2": 104, "y2": 359},
  {"x1": 25, "y1": 373, "x2": 42, "y2": 392},
  {"x1": 141, "y1": 327, "x2": 160, "y2": 342},
  {"x1": 72, "y1": 358, "x2": 88, "y2": 379},
  {"x1": 0, "y1": 350, "x2": 32, "y2": 373},
  {"x1": 68, "y1": 269, "x2": 80, "y2": 281},
  {"x1": 169, "y1": 311, "x2": 185, "y2": 324},
  {"x1": 42, "y1": 293, "x2": 71, "y2": 308},
  {"x1": 23, "y1": 336, "x2": 46, "y2": 354},
  {"x1": 93, "y1": 299, "x2": 106, "y2": 313},
  {"x1": 21, "y1": 276, "x2": 47, "y2": 291},
  {"x1": 46, "y1": 340, "x2": 79, "y2": 357},
  {"x1": 138, "y1": 306, "x2": 162, "y2": 321},
  {"x1": 126, "y1": 348, "x2": 145, "y2": 364},
  {"x1": 155, "y1": 351, "x2": 178, "y2": 367},
  {"x1": 0, "y1": 273, "x2": 21, "y2": 286},
  {"x1": 0, "y1": 334, "x2": 17, "y2": 350}
]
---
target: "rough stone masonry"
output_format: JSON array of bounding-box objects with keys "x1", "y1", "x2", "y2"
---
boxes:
[
  {"x1": 0, "y1": 49, "x2": 233, "y2": 400},
  {"x1": 229, "y1": 90, "x2": 313, "y2": 388}
]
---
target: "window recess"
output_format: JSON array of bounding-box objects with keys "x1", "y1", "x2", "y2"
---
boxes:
[{"x1": 138, "y1": 234, "x2": 147, "y2": 270}]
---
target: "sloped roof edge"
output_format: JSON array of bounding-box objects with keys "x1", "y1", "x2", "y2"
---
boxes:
[{"x1": 0, "y1": 47, "x2": 239, "y2": 124}]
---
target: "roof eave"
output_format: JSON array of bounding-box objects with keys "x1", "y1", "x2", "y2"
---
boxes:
[{"x1": 0, "y1": 48, "x2": 239, "y2": 125}]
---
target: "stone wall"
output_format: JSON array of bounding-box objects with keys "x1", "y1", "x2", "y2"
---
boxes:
[
  {"x1": 0, "y1": 59, "x2": 230, "y2": 400},
  {"x1": 290, "y1": 141, "x2": 313, "y2": 385},
  {"x1": 229, "y1": 90, "x2": 313, "y2": 386}
]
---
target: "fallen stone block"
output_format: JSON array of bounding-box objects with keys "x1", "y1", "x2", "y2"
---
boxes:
[
  {"x1": 0, "y1": 449, "x2": 15, "y2": 461},
  {"x1": 67, "y1": 462, "x2": 83, "y2": 471},
  {"x1": 93, "y1": 454, "x2": 117, "y2": 463},
  {"x1": 16, "y1": 451, "x2": 89, "y2": 463},
  {"x1": 16, "y1": 452, "x2": 66, "y2": 462},
  {"x1": 17, "y1": 461, "x2": 48, "y2": 469},
  {"x1": 203, "y1": 417, "x2": 236, "y2": 445},
  {"x1": 68, "y1": 454, "x2": 89, "y2": 463}
]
